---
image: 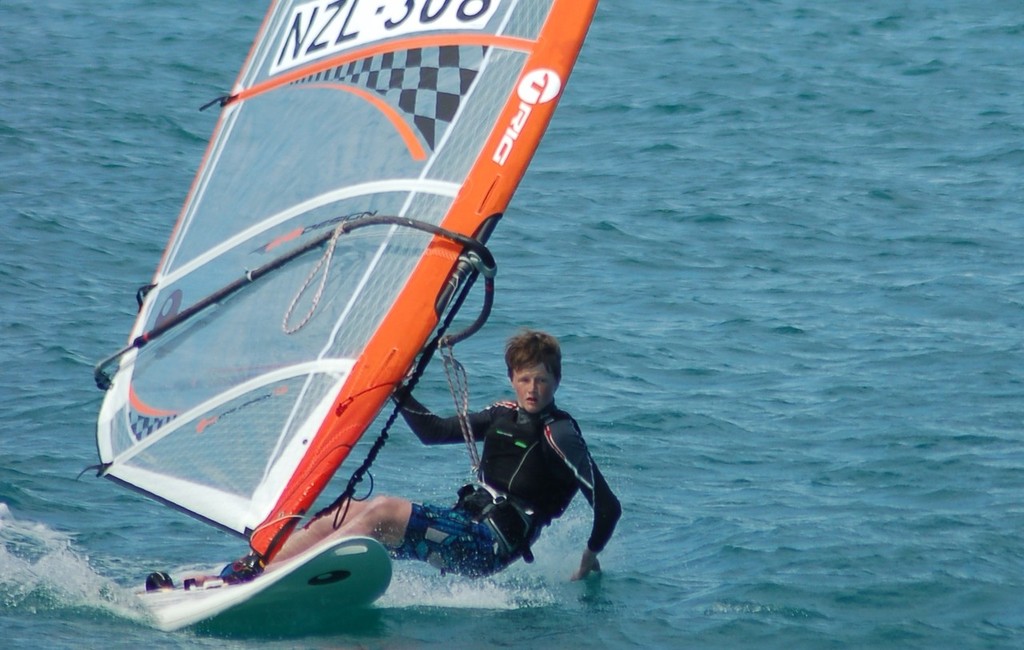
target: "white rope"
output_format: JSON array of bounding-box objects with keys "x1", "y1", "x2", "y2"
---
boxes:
[
  {"x1": 281, "y1": 223, "x2": 345, "y2": 335},
  {"x1": 441, "y1": 340, "x2": 480, "y2": 474}
]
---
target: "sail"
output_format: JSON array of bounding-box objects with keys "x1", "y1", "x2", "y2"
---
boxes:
[{"x1": 95, "y1": 0, "x2": 599, "y2": 558}]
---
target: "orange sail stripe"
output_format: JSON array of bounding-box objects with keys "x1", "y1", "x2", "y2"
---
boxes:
[
  {"x1": 301, "y1": 82, "x2": 428, "y2": 161},
  {"x1": 231, "y1": 34, "x2": 535, "y2": 105},
  {"x1": 129, "y1": 385, "x2": 178, "y2": 418}
]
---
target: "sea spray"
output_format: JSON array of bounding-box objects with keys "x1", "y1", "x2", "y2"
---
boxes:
[{"x1": 0, "y1": 503, "x2": 147, "y2": 623}]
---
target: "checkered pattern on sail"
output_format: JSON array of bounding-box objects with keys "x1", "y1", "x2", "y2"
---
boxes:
[
  {"x1": 130, "y1": 412, "x2": 177, "y2": 442},
  {"x1": 296, "y1": 45, "x2": 487, "y2": 150}
]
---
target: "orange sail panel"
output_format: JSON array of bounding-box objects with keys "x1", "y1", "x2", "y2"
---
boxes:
[{"x1": 95, "y1": 0, "x2": 600, "y2": 557}]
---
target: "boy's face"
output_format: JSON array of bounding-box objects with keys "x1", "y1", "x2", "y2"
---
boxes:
[{"x1": 510, "y1": 362, "x2": 559, "y2": 414}]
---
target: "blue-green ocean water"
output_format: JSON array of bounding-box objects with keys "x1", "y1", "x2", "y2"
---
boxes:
[{"x1": 3, "y1": 1, "x2": 1023, "y2": 648}]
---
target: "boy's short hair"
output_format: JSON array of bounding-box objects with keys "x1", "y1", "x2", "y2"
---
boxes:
[{"x1": 504, "y1": 330, "x2": 561, "y2": 382}]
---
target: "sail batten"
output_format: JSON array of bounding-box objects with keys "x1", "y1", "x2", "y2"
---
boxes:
[
  {"x1": 158, "y1": 179, "x2": 462, "y2": 288},
  {"x1": 96, "y1": 0, "x2": 601, "y2": 556}
]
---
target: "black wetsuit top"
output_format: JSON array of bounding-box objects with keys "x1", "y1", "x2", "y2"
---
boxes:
[{"x1": 397, "y1": 395, "x2": 621, "y2": 553}]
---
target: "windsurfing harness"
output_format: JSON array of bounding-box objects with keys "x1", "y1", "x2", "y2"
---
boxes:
[{"x1": 397, "y1": 395, "x2": 621, "y2": 557}]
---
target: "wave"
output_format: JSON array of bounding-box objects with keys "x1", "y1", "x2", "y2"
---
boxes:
[{"x1": 0, "y1": 503, "x2": 146, "y2": 625}]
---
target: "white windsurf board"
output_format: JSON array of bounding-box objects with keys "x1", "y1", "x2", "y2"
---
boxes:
[{"x1": 139, "y1": 536, "x2": 391, "y2": 632}]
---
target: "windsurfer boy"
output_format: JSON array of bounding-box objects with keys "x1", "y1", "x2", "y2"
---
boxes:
[{"x1": 225, "y1": 329, "x2": 620, "y2": 581}]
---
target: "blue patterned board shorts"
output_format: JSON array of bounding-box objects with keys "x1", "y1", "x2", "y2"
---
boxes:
[{"x1": 391, "y1": 503, "x2": 510, "y2": 577}]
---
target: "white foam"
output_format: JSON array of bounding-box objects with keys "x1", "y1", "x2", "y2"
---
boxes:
[
  {"x1": 0, "y1": 503, "x2": 147, "y2": 622},
  {"x1": 375, "y1": 505, "x2": 594, "y2": 611}
]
